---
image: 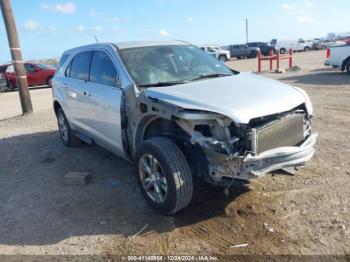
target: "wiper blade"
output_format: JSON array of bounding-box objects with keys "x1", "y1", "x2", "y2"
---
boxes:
[
  {"x1": 190, "y1": 73, "x2": 232, "y2": 82},
  {"x1": 139, "y1": 80, "x2": 188, "y2": 88}
]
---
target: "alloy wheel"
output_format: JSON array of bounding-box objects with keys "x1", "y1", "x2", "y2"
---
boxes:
[
  {"x1": 58, "y1": 113, "x2": 68, "y2": 143},
  {"x1": 139, "y1": 154, "x2": 168, "y2": 204}
]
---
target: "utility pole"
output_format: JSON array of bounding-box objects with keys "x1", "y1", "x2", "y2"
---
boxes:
[
  {"x1": 0, "y1": 0, "x2": 33, "y2": 114},
  {"x1": 245, "y1": 18, "x2": 249, "y2": 44}
]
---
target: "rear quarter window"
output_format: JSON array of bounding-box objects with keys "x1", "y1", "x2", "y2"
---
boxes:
[
  {"x1": 0, "y1": 65, "x2": 8, "y2": 73},
  {"x1": 57, "y1": 54, "x2": 70, "y2": 72}
]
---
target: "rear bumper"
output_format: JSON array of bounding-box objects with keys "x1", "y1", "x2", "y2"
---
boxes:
[{"x1": 229, "y1": 133, "x2": 318, "y2": 180}]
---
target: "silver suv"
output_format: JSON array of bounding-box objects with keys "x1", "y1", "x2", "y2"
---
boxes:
[{"x1": 53, "y1": 41, "x2": 317, "y2": 215}]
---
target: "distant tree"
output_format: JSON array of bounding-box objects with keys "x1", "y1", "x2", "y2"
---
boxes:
[{"x1": 37, "y1": 58, "x2": 58, "y2": 65}]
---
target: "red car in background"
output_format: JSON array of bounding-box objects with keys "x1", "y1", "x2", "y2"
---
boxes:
[{"x1": 0, "y1": 62, "x2": 56, "y2": 90}]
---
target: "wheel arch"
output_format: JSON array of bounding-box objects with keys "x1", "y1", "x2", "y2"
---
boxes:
[{"x1": 135, "y1": 116, "x2": 187, "y2": 150}]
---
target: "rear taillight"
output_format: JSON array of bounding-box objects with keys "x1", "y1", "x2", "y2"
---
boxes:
[{"x1": 326, "y1": 48, "x2": 331, "y2": 58}]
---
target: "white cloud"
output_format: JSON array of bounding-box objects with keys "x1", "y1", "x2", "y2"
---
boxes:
[
  {"x1": 73, "y1": 25, "x2": 85, "y2": 32},
  {"x1": 297, "y1": 16, "x2": 312, "y2": 23},
  {"x1": 72, "y1": 25, "x2": 104, "y2": 33},
  {"x1": 159, "y1": 29, "x2": 169, "y2": 36},
  {"x1": 113, "y1": 26, "x2": 121, "y2": 32},
  {"x1": 306, "y1": 1, "x2": 313, "y2": 7},
  {"x1": 281, "y1": 2, "x2": 315, "y2": 23},
  {"x1": 47, "y1": 26, "x2": 57, "y2": 32},
  {"x1": 106, "y1": 16, "x2": 121, "y2": 23},
  {"x1": 41, "y1": 2, "x2": 77, "y2": 14},
  {"x1": 23, "y1": 20, "x2": 40, "y2": 31},
  {"x1": 89, "y1": 9, "x2": 97, "y2": 17},
  {"x1": 90, "y1": 26, "x2": 103, "y2": 32}
]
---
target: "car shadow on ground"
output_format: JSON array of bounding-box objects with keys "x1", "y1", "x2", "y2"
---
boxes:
[
  {"x1": 0, "y1": 131, "x2": 249, "y2": 246},
  {"x1": 278, "y1": 70, "x2": 349, "y2": 86}
]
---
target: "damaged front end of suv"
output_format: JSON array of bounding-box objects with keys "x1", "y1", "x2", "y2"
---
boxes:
[
  {"x1": 128, "y1": 88, "x2": 317, "y2": 187},
  {"x1": 175, "y1": 107, "x2": 317, "y2": 185}
]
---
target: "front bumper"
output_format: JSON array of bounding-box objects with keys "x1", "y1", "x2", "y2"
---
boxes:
[{"x1": 232, "y1": 133, "x2": 318, "y2": 180}]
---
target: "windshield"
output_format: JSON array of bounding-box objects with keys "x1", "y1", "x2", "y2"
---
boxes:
[{"x1": 119, "y1": 45, "x2": 234, "y2": 87}]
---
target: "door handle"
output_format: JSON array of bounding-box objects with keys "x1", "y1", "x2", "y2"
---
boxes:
[{"x1": 83, "y1": 91, "x2": 91, "y2": 97}]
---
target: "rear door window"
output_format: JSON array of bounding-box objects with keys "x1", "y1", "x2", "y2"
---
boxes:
[
  {"x1": 89, "y1": 51, "x2": 118, "y2": 87},
  {"x1": 25, "y1": 64, "x2": 36, "y2": 73},
  {"x1": 70, "y1": 51, "x2": 93, "y2": 81}
]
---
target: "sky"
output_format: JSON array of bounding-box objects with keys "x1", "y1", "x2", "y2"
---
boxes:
[{"x1": 0, "y1": 0, "x2": 349, "y2": 63}]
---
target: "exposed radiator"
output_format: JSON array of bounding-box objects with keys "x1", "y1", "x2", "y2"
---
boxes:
[{"x1": 252, "y1": 114, "x2": 305, "y2": 155}]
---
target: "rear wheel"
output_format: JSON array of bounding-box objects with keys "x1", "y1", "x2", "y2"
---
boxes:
[
  {"x1": 56, "y1": 107, "x2": 82, "y2": 147},
  {"x1": 7, "y1": 81, "x2": 16, "y2": 92},
  {"x1": 304, "y1": 46, "x2": 311, "y2": 52},
  {"x1": 135, "y1": 137, "x2": 193, "y2": 215},
  {"x1": 249, "y1": 52, "x2": 258, "y2": 59},
  {"x1": 47, "y1": 76, "x2": 53, "y2": 88},
  {"x1": 219, "y1": 55, "x2": 227, "y2": 62},
  {"x1": 346, "y1": 60, "x2": 350, "y2": 74},
  {"x1": 280, "y1": 48, "x2": 286, "y2": 54}
]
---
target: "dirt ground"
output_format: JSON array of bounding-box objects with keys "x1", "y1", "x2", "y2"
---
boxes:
[{"x1": 0, "y1": 50, "x2": 349, "y2": 257}]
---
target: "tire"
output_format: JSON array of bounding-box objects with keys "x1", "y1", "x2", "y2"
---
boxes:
[
  {"x1": 304, "y1": 47, "x2": 310, "y2": 52},
  {"x1": 346, "y1": 61, "x2": 350, "y2": 74},
  {"x1": 56, "y1": 107, "x2": 82, "y2": 147},
  {"x1": 47, "y1": 76, "x2": 53, "y2": 88},
  {"x1": 219, "y1": 55, "x2": 227, "y2": 62},
  {"x1": 249, "y1": 52, "x2": 258, "y2": 59},
  {"x1": 321, "y1": 46, "x2": 327, "y2": 50},
  {"x1": 280, "y1": 48, "x2": 286, "y2": 54},
  {"x1": 7, "y1": 81, "x2": 16, "y2": 92},
  {"x1": 135, "y1": 137, "x2": 193, "y2": 215}
]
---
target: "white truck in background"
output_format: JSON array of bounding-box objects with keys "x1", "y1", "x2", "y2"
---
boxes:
[
  {"x1": 271, "y1": 39, "x2": 312, "y2": 54},
  {"x1": 199, "y1": 45, "x2": 231, "y2": 62},
  {"x1": 324, "y1": 44, "x2": 350, "y2": 74}
]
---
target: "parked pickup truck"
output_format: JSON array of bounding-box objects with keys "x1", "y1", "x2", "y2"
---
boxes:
[
  {"x1": 324, "y1": 44, "x2": 350, "y2": 74},
  {"x1": 53, "y1": 41, "x2": 317, "y2": 215},
  {"x1": 226, "y1": 44, "x2": 260, "y2": 59},
  {"x1": 248, "y1": 42, "x2": 276, "y2": 56},
  {"x1": 200, "y1": 45, "x2": 231, "y2": 62}
]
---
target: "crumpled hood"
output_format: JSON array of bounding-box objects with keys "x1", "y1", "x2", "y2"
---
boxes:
[{"x1": 145, "y1": 73, "x2": 309, "y2": 124}]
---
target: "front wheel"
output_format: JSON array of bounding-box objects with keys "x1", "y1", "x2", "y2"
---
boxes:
[
  {"x1": 346, "y1": 61, "x2": 350, "y2": 74},
  {"x1": 135, "y1": 137, "x2": 193, "y2": 215}
]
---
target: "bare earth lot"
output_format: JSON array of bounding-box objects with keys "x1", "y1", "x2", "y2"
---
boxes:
[{"x1": 0, "y1": 51, "x2": 349, "y2": 256}]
